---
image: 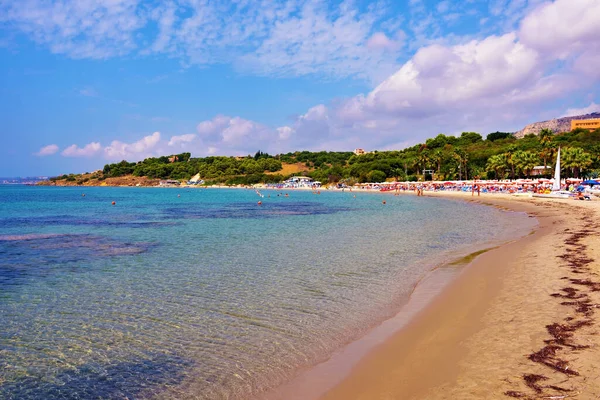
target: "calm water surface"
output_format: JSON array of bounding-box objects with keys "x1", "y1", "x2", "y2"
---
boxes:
[{"x1": 0, "y1": 186, "x2": 534, "y2": 399}]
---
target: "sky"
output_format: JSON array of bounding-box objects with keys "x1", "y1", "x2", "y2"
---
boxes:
[{"x1": 1, "y1": 0, "x2": 599, "y2": 176}]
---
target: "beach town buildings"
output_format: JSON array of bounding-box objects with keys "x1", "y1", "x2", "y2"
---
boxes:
[
  {"x1": 282, "y1": 176, "x2": 321, "y2": 188},
  {"x1": 571, "y1": 119, "x2": 600, "y2": 131},
  {"x1": 531, "y1": 166, "x2": 551, "y2": 176},
  {"x1": 159, "y1": 179, "x2": 181, "y2": 186}
]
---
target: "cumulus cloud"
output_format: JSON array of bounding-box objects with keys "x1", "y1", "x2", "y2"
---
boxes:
[
  {"x1": 190, "y1": 115, "x2": 298, "y2": 156},
  {"x1": 61, "y1": 142, "x2": 102, "y2": 157},
  {"x1": 277, "y1": 126, "x2": 294, "y2": 140},
  {"x1": 104, "y1": 132, "x2": 161, "y2": 159},
  {"x1": 366, "y1": 32, "x2": 403, "y2": 51},
  {"x1": 519, "y1": 0, "x2": 600, "y2": 58},
  {"x1": 168, "y1": 134, "x2": 196, "y2": 146},
  {"x1": 196, "y1": 115, "x2": 272, "y2": 144},
  {"x1": 269, "y1": 0, "x2": 600, "y2": 153},
  {"x1": 35, "y1": 144, "x2": 59, "y2": 156},
  {"x1": 562, "y1": 102, "x2": 600, "y2": 118},
  {"x1": 13, "y1": 0, "x2": 600, "y2": 159}
]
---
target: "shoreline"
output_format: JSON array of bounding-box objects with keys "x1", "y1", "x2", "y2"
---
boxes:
[
  {"x1": 315, "y1": 192, "x2": 600, "y2": 399},
  {"x1": 12, "y1": 185, "x2": 600, "y2": 397},
  {"x1": 260, "y1": 193, "x2": 538, "y2": 400}
]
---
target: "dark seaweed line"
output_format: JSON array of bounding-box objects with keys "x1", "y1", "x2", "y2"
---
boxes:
[{"x1": 506, "y1": 207, "x2": 600, "y2": 399}]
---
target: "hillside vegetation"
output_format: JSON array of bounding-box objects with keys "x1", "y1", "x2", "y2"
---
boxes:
[{"x1": 47, "y1": 127, "x2": 600, "y2": 186}]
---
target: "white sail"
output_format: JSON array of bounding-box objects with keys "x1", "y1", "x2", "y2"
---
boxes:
[
  {"x1": 190, "y1": 173, "x2": 201, "y2": 183},
  {"x1": 552, "y1": 147, "x2": 561, "y2": 192}
]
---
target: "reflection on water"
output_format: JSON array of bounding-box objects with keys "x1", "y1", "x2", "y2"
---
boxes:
[{"x1": 0, "y1": 186, "x2": 535, "y2": 399}]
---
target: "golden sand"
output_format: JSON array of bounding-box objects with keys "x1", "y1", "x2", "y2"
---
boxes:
[{"x1": 317, "y1": 193, "x2": 600, "y2": 400}]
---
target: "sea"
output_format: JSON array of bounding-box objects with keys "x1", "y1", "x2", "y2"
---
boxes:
[{"x1": 0, "y1": 185, "x2": 535, "y2": 399}]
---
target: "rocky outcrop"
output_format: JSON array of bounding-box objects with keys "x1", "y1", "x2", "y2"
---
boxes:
[{"x1": 513, "y1": 112, "x2": 600, "y2": 138}]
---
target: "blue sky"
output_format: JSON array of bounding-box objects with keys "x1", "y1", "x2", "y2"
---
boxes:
[{"x1": 1, "y1": 0, "x2": 599, "y2": 176}]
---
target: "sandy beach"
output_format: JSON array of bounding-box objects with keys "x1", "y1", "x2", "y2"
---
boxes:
[{"x1": 314, "y1": 192, "x2": 600, "y2": 400}]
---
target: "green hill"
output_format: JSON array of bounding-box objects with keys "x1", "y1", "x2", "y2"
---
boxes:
[{"x1": 47, "y1": 127, "x2": 600, "y2": 186}]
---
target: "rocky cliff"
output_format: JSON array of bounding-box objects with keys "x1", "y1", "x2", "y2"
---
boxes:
[{"x1": 513, "y1": 112, "x2": 600, "y2": 138}]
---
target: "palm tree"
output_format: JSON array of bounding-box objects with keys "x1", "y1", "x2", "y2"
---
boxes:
[
  {"x1": 562, "y1": 147, "x2": 592, "y2": 178},
  {"x1": 513, "y1": 150, "x2": 539, "y2": 178},
  {"x1": 538, "y1": 128, "x2": 555, "y2": 173},
  {"x1": 430, "y1": 150, "x2": 444, "y2": 178},
  {"x1": 486, "y1": 154, "x2": 507, "y2": 179},
  {"x1": 453, "y1": 149, "x2": 468, "y2": 180},
  {"x1": 392, "y1": 168, "x2": 405, "y2": 181},
  {"x1": 539, "y1": 143, "x2": 556, "y2": 175},
  {"x1": 414, "y1": 151, "x2": 431, "y2": 177},
  {"x1": 504, "y1": 145, "x2": 517, "y2": 179},
  {"x1": 538, "y1": 128, "x2": 553, "y2": 147}
]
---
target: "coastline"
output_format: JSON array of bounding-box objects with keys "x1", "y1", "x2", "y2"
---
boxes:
[
  {"x1": 315, "y1": 192, "x2": 600, "y2": 399},
  {"x1": 14, "y1": 185, "x2": 600, "y2": 398}
]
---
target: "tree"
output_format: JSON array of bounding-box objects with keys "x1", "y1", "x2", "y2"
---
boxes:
[
  {"x1": 453, "y1": 149, "x2": 468, "y2": 180},
  {"x1": 513, "y1": 150, "x2": 539, "y2": 178},
  {"x1": 539, "y1": 143, "x2": 556, "y2": 173},
  {"x1": 430, "y1": 150, "x2": 444, "y2": 177},
  {"x1": 486, "y1": 131, "x2": 512, "y2": 141},
  {"x1": 414, "y1": 151, "x2": 431, "y2": 176},
  {"x1": 367, "y1": 170, "x2": 387, "y2": 183},
  {"x1": 486, "y1": 154, "x2": 507, "y2": 179},
  {"x1": 538, "y1": 128, "x2": 555, "y2": 172},
  {"x1": 459, "y1": 132, "x2": 483, "y2": 144},
  {"x1": 392, "y1": 168, "x2": 405, "y2": 181},
  {"x1": 562, "y1": 147, "x2": 592, "y2": 178},
  {"x1": 504, "y1": 145, "x2": 517, "y2": 179}
]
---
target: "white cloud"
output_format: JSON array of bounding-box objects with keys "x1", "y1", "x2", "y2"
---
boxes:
[
  {"x1": 562, "y1": 102, "x2": 600, "y2": 118},
  {"x1": 436, "y1": 1, "x2": 450, "y2": 14},
  {"x1": 0, "y1": 0, "x2": 144, "y2": 59},
  {"x1": 104, "y1": 132, "x2": 161, "y2": 159},
  {"x1": 0, "y1": 0, "x2": 401, "y2": 81},
  {"x1": 61, "y1": 142, "x2": 102, "y2": 157},
  {"x1": 519, "y1": 0, "x2": 600, "y2": 58},
  {"x1": 363, "y1": 33, "x2": 540, "y2": 116},
  {"x1": 196, "y1": 115, "x2": 265, "y2": 144},
  {"x1": 236, "y1": 1, "x2": 401, "y2": 80},
  {"x1": 277, "y1": 126, "x2": 294, "y2": 140},
  {"x1": 168, "y1": 134, "x2": 196, "y2": 146},
  {"x1": 190, "y1": 115, "x2": 295, "y2": 156},
  {"x1": 35, "y1": 144, "x2": 59, "y2": 156},
  {"x1": 366, "y1": 32, "x2": 402, "y2": 51},
  {"x1": 196, "y1": 115, "x2": 231, "y2": 137}
]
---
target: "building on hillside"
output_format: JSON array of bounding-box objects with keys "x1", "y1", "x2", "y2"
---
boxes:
[
  {"x1": 282, "y1": 176, "x2": 320, "y2": 188},
  {"x1": 159, "y1": 180, "x2": 181, "y2": 186},
  {"x1": 531, "y1": 166, "x2": 551, "y2": 176},
  {"x1": 354, "y1": 148, "x2": 366, "y2": 155},
  {"x1": 571, "y1": 119, "x2": 600, "y2": 131},
  {"x1": 168, "y1": 155, "x2": 179, "y2": 163}
]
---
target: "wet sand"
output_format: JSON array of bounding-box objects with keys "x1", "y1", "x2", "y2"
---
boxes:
[{"x1": 319, "y1": 192, "x2": 600, "y2": 399}]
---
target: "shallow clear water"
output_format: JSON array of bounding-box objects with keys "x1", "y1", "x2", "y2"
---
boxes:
[{"x1": 0, "y1": 186, "x2": 534, "y2": 399}]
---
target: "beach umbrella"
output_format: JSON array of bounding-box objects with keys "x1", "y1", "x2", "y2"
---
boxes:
[{"x1": 582, "y1": 179, "x2": 600, "y2": 186}]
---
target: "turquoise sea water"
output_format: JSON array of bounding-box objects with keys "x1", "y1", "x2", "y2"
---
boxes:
[{"x1": 0, "y1": 186, "x2": 534, "y2": 399}]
